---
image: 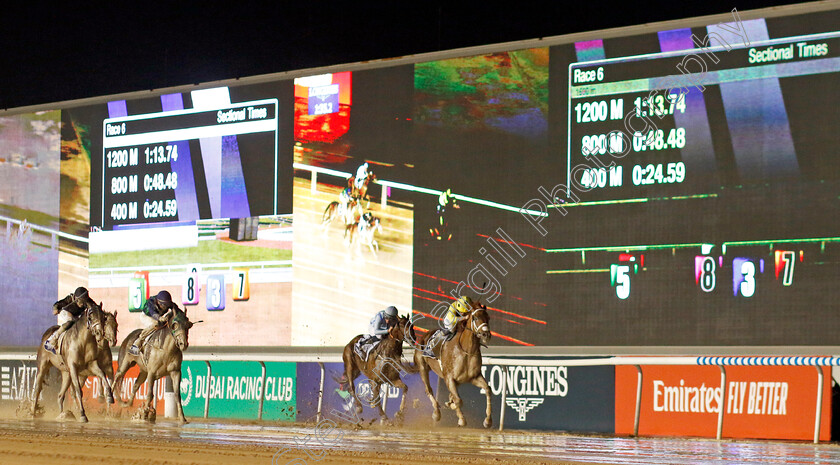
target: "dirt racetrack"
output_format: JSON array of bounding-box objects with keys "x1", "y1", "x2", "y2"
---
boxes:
[
  {"x1": 3, "y1": 415, "x2": 840, "y2": 465},
  {"x1": 0, "y1": 418, "x2": 590, "y2": 465}
]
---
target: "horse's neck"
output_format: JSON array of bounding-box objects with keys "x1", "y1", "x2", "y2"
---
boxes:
[
  {"x1": 152, "y1": 326, "x2": 174, "y2": 347},
  {"x1": 67, "y1": 313, "x2": 92, "y2": 340},
  {"x1": 457, "y1": 325, "x2": 479, "y2": 354}
]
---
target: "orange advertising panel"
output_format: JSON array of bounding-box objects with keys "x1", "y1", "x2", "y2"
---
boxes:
[
  {"x1": 616, "y1": 365, "x2": 831, "y2": 441},
  {"x1": 82, "y1": 361, "x2": 164, "y2": 411}
]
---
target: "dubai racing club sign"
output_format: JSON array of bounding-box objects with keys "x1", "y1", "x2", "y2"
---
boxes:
[{"x1": 179, "y1": 360, "x2": 296, "y2": 421}]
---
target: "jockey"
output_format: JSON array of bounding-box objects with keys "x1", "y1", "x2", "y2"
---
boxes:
[
  {"x1": 442, "y1": 295, "x2": 474, "y2": 338},
  {"x1": 354, "y1": 162, "x2": 369, "y2": 191},
  {"x1": 367, "y1": 305, "x2": 398, "y2": 342},
  {"x1": 338, "y1": 186, "x2": 353, "y2": 215},
  {"x1": 44, "y1": 287, "x2": 97, "y2": 354},
  {"x1": 437, "y1": 189, "x2": 457, "y2": 223},
  {"x1": 129, "y1": 290, "x2": 178, "y2": 356}
]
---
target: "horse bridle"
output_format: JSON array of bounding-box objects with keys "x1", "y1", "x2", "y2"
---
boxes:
[
  {"x1": 85, "y1": 308, "x2": 104, "y2": 340},
  {"x1": 471, "y1": 309, "x2": 489, "y2": 335},
  {"x1": 451, "y1": 309, "x2": 487, "y2": 357}
]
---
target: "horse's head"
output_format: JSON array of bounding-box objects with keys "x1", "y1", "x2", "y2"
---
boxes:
[
  {"x1": 468, "y1": 303, "x2": 491, "y2": 346},
  {"x1": 169, "y1": 307, "x2": 193, "y2": 351},
  {"x1": 84, "y1": 302, "x2": 106, "y2": 346},
  {"x1": 101, "y1": 306, "x2": 118, "y2": 348},
  {"x1": 397, "y1": 314, "x2": 416, "y2": 346}
]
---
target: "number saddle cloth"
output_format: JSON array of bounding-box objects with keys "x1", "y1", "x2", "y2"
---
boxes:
[
  {"x1": 421, "y1": 329, "x2": 456, "y2": 359},
  {"x1": 353, "y1": 336, "x2": 383, "y2": 362},
  {"x1": 140, "y1": 330, "x2": 168, "y2": 362},
  {"x1": 52, "y1": 329, "x2": 70, "y2": 356}
]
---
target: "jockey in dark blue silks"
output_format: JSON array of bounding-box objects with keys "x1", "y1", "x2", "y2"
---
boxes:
[
  {"x1": 338, "y1": 186, "x2": 353, "y2": 217},
  {"x1": 44, "y1": 287, "x2": 97, "y2": 354},
  {"x1": 129, "y1": 290, "x2": 178, "y2": 356}
]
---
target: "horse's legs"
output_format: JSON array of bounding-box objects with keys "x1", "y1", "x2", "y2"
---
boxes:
[
  {"x1": 344, "y1": 362, "x2": 363, "y2": 415},
  {"x1": 87, "y1": 360, "x2": 114, "y2": 404},
  {"x1": 66, "y1": 364, "x2": 87, "y2": 422},
  {"x1": 30, "y1": 355, "x2": 50, "y2": 416},
  {"x1": 122, "y1": 370, "x2": 147, "y2": 408},
  {"x1": 144, "y1": 374, "x2": 158, "y2": 422},
  {"x1": 169, "y1": 370, "x2": 188, "y2": 425},
  {"x1": 417, "y1": 359, "x2": 440, "y2": 421},
  {"x1": 445, "y1": 376, "x2": 466, "y2": 427},
  {"x1": 111, "y1": 360, "x2": 134, "y2": 407},
  {"x1": 470, "y1": 375, "x2": 493, "y2": 429},
  {"x1": 56, "y1": 372, "x2": 71, "y2": 417},
  {"x1": 369, "y1": 381, "x2": 387, "y2": 422},
  {"x1": 391, "y1": 378, "x2": 408, "y2": 424}
]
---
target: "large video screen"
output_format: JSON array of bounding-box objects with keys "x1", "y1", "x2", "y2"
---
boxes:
[{"x1": 3, "y1": 5, "x2": 840, "y2": 348}]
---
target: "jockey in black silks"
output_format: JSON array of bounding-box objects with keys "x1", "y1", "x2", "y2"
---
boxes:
[
  {"x1": 44, "y1": 286, "x2": 97, "y2": 354},
  {"x1": 129, "y1": 290, "x2": 178, "y2": 356}
]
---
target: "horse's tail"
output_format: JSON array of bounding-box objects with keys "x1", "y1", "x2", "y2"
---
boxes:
[
  {"x1": 323, "y1": 202, "x2": 338, "y2": 224},
  {"x1": 400, "y1": 357, "x2": 420, "y2": 374}
]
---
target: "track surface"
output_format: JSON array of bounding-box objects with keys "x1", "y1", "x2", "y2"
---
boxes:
[{"x1": 2, "y1": 418, "x2": 840, "y2": 464}]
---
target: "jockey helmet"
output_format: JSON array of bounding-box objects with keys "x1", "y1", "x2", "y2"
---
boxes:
[
  {"x1": 156, "y1": 290, "x2": 172, "y2": 304},
  {"x1": 73, "y1": 287, "x2": 89, "y2": 300},
  {"x1": 453, "y1": 295, "x2": 474, "y2": 314},
  {"x1": 384, "y1": 306, "x2": 398, "y2": 318}
]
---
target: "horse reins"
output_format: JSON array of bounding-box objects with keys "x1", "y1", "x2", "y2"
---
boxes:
[{"x1": 454, "y1": 309, "x2": 486, "y2": 356}]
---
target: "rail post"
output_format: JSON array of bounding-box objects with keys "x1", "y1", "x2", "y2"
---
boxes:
[
  {"x1": 381, "y1": 184, "x2": 388, "y2": 208},
  {"x1": 633, "y1": 365, "x2": 642, "y2": 437},
  {"x1": 311, "y1": 171, "x2": 318, "y2": 195},
  {"x1": 204, "y1": 361, "x2": 211, "y2": 419},
  {"x1": 317, "y1": 362, "x2": 325, "y2": 423},
  {"x1": 257, "y1": 361, "x2": 267, "y2": 420},
  {"x1": 814, "y1": 365, "x2": 824, "y2": 443},
  {"x1": 716, "y1": 365, "x2": 726, "y2": 440},
  {"x1": 499, "y1": 366, "x2": 507, "y2": 431}
]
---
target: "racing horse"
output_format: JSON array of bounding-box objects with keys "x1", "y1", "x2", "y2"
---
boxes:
[
  {"x1": 413, "y1": 302, "x2": 492, "y2": 427},
  {"x1": 31, "y1": 303, "x2": 114, "y2": 422},
  {"x1": 111, "y1": 307, "x2": 193, "y2": 424},
  {"x1": 322, "y1": 196, "x2": 362, "y2": 233},
  {"x1": 348, "y1": 170, "x2": 376, "y2": 208},
  {"x1": 339, "y1": 315, "x2": 415, "y2": 425},
  {"x1": 344, "y1": 213, "x2": 382, "y2": 258}
]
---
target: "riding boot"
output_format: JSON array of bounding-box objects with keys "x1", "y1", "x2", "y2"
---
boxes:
[
  {"x1": 130, "y1": 324, "x2": 159, "y2": 355},
  {"x1": 45, "y1": 321, "x2": 72, "y2": 354}
]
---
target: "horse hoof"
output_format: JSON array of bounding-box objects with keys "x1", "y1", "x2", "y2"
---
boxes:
[
  {"x1": 457, "y1": 418, "x2": 466, "y2": 427},
  {"x1": 484, "y1": 417, "x2": 492, "y2": 429},
  {"x1": 432, "y1": 410, "x2": 441, "y2": 422},
  {"x1": 179, "y1": 418, "x2": 189, "y2": 426},
  {"x1": 106, "y1": 396, "x2": 115, "y2": 405},
  {"x1": 79, "y1": 415, "x2": 89, "y2": 423}
]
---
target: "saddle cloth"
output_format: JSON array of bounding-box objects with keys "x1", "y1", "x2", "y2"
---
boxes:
[
  {"x1": 55, "y1": 330, "x2": 69, "y2": 356},
  {"x1": 353, "y1": 337, "x2": 380, "y2": 361},
  {"x1": 421, "y1": 330, "x2": 456, "y2": 358}
]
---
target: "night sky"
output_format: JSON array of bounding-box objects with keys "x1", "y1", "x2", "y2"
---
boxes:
[{"x1": 0, "y1": 1, "x2": 819, "y2": 110}]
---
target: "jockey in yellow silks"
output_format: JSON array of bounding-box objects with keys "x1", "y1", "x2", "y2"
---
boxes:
[{"x1": 442, "y1": 295, "x2": 474, "y2": 337}]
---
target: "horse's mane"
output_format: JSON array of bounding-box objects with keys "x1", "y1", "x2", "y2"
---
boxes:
[{"x1": 454, "y1": 317, "x2": 470, "y2": 333}]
